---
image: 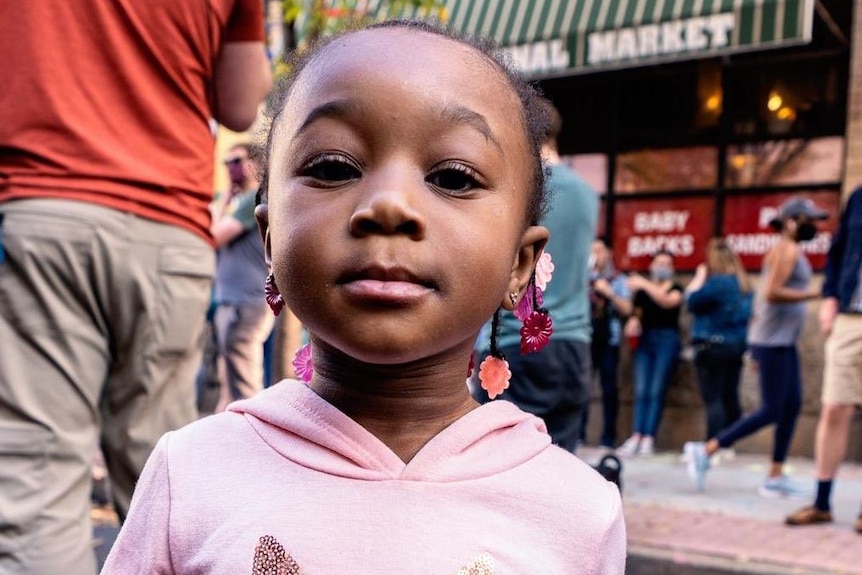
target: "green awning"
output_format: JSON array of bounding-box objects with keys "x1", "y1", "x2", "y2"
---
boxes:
[{"x1": 408, "y1": 0, "x2": 815, "y2": 77}]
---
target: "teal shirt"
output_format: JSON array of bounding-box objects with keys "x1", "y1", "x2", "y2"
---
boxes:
[{"x1": 496, "y1": 163, "x2": 598, "y2": 349}]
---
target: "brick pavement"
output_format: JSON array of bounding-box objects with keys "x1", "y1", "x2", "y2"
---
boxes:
[{"x1": 579, "y1": 447, "x2": 862, "y2": 575}]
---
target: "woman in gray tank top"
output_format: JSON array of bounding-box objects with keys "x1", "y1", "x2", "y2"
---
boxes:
[{"x1": 684, "y1": 197, "x2": 828, "y2": 496}]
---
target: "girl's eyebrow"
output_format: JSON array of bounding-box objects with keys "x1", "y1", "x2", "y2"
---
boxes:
[
  {"x1": 296, "y1": 99, "x2": 361, "y2": 135},
  {"x1": 439, "y1": 104, "x2": 503, "y2": 153},
  {"x1": 295, "y1": 99, "x2": 503, "y2": 154}
]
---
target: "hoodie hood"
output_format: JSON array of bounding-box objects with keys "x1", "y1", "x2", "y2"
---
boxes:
[{"x1": 227, "y1": 379, "x2": 552, "y2": 482}]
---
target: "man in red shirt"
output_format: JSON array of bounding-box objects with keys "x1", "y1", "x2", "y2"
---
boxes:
[{"x1": 0, "y1": 1, "x2": 271, "y2": 572}]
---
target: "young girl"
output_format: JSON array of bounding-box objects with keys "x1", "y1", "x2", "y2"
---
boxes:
[{"x1": 102, "y1": 20, "x2": 625, "y2": 574}]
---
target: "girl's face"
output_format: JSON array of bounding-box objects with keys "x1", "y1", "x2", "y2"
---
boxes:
[{"x1": 263, "y1": 28, "x2": 547, "y2": 367}]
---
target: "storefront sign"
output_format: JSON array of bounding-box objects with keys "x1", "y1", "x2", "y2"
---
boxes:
[
  {"x1": 587, "y1": 13, "x2": 735, "y2": 66},
  {"x1": 723, "y1": 192, "x2": 840, "y2": 270},
  {"x1": 440, "y1": 0, "x2": 814, "y2": 76},
  {"x1": 505, "y1": 39, "x2": 571, "y2": 76},
  {"x1": 613, "y1": 197, "x2": 715, "y2": 272},
  {"x1": 504, "y1": 12, "x2": 736, "y2": 75}
]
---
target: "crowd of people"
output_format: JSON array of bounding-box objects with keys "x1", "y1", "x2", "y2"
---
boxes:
[{"x1": 1, "y1": 4, "x2": 860, "y2": 574}]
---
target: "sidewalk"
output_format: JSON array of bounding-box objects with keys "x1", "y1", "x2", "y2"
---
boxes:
[{"x1": 577, "y1": 446, "x2": 862, "y2": 575}]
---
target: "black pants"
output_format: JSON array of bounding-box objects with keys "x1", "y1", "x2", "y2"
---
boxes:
[
  {"x1": 581, "y1": 344, "x2": 621, "y2": 447},
  {"x1": 693, "y1": 341, "x2": 745, "y2": 440},
  {"x1": 498, "y1": 339, "x2": 592, "y2": 453},
  {"x1": 716, "y1": 345, "x2": 802, "y2": 463}
]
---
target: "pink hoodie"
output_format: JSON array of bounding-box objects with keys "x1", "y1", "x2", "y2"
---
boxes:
[{"x1": 102, "y1": 380, "x2": 625, "y2": 574}]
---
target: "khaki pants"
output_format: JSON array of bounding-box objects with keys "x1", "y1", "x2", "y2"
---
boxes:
[
  {"x1": 0, "y1": 199, "x2": 214, "y2": 574},
  {"x1": 214, "y1": 303, "x2": 274, "y2": 402},
  {"x1": 822, "y1": 313, "x2": 862, "y2": 405}
]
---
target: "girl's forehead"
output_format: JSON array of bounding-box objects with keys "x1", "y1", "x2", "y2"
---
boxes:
[{"x1": 285, "y1": 28, "x2": 521, "y2": 123}]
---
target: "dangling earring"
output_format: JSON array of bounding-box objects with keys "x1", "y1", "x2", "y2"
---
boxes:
[
  {"x1": 519, "y1": 273, "x2": 553, "y2": 355},
  {"x1": 479, "y1": 253, "x2": 554, "y2": 399},
  {"x1": 264, "y1": 273, "x2": 285, "y2": 316},
  {"x1": 479, "y1": 310, "x2": 511, "y2": 399},
  {"x1": 292, "y1": 344, "x2": 313, "y2": 383}
]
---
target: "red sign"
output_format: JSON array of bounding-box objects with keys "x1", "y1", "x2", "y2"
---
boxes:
[
  {"x1": 722, "y1": 191, "x2": 840, "y2": 271},
  {"x1": 613, "y1": 197, "x2": 715, "y2": 272}
]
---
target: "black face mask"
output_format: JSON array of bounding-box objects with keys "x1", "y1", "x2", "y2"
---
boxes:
[{"x1": 796, "y1": 222, "x2": 817, "y2": 242}]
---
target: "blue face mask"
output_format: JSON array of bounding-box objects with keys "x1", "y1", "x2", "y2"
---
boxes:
[{"x1": 651, "y1": 267, "x2": 673, "y2": 282}]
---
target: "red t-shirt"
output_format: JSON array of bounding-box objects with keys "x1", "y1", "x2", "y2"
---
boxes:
[{"x1": 0, "y1": 0, "x2": 265, "y2": 244}]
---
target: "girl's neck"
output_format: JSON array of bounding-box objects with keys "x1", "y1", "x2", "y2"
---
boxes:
[{"x1": 308, "y1": 350, "x2": 480, "y2": 463}]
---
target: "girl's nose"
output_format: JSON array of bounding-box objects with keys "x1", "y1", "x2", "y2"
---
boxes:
[{"x1": 348, "y1": 172, "x2": 426, "y2": 240}]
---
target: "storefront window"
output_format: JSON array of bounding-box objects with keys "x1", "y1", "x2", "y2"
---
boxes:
[
  {"x1": 597, "y1": 199, "x2": 606, "y2": 239},
  {"x1": 725, "y1": 56, "x2": 847, "y2": 139},
  {"x1": 616, "y1": 61, "x2": 720, "y2": 150},
  {"x1": 725, "y1": 136, "x2": 844, "y2": 188},
  {"x1": 614, "y1": 147, "x2": 718, "y2": 194},
  {"x1": 540, "y1": 33, "x2": 849, "y2": 274},
  {"x1": 560, "y1": 154, "x2": 607, "y2": 194}
]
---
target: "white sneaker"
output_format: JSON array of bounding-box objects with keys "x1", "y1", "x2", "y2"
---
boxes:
[
  {"x1": 712, "y1": 448, "x2": 736, "y2": 467},
  {"x1": 683, "y1": 441, "x2": 710, "y2": 492},
  {"x1": 758, "y1": 475, "x2": 812, "y2": 500},
  {"x1": 637, "y1": 436, "x2": 655, "y2": 457},
  {"x1": 616, "y1": 435, "x2": 640, "y2": 457}
]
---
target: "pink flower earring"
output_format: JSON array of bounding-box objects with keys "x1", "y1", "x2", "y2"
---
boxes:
[
  {"x1": 265, "y1": 273, "x2": 285, "y2": 316},
  {"x1": 292, "y1": 344, "x2": 313, "y2": 383},
  {"x1": 479, "y1": 252, "x2": 554, "y2": 400},
  {"x1": 479, "y1": 310, "x2": 511, "y2": 400},
  {"x1": 518, "y1": 275, "x2": 553, "y2": 355}
]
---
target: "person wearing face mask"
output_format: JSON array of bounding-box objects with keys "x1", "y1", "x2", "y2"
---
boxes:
[
  {"x1": 685, "y1": 197, "x2": 828, "y2": 497},
  {"x1": 617, "y1": 250, "x2": 684, "y2": 457}
]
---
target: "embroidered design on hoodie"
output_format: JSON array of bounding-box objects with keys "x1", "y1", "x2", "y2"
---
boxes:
[
  {"x1": 456, "y1": 552, "x2": 495, "y2": 574},
  {"x1": 252, "y1": 535, "x2": 303, "y2": 575},
  {"x1": 251, "y1": 535, "x2": 494, "y2": 574}
]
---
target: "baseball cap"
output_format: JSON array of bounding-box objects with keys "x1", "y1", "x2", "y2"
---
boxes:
[{"x1": 769, "y1": 197, "x2": 829, "y2": 228}]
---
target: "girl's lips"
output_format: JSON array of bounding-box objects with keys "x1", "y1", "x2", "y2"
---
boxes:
[{"x1": 341, "y1": 279, "x2": 434, "y2": 304}]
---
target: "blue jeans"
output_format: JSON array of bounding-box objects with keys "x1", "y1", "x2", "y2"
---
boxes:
[
  {"x1": 716, "y1": 345, "x2": 801, "y2": 463},
  {"x1": 633, "y1": 328, "x2": 681, "y2": 437}
]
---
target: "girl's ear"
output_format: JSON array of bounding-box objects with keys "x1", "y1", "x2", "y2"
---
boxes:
[
  {"x1": 503, "y1": 225, "x2": 549, "y2": 310},
  {"x1": 254, "y1": 203, "x2": 272, "y2": 267}
]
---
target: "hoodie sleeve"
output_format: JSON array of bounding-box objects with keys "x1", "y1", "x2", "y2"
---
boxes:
[
  {"x1": 101, "y1": 434, "x2": 175, "y2": 574},
  {"x1": 588, "y1": 484, "x2": 627, "y2": 575}
]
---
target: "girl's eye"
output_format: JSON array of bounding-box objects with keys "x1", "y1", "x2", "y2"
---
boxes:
[
  {"x1": 298, "y1": 154, "x2": 360, "y2": 183},
  {"x1": 427, "y1": 164, "x2": 481, "y2": 194}
]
